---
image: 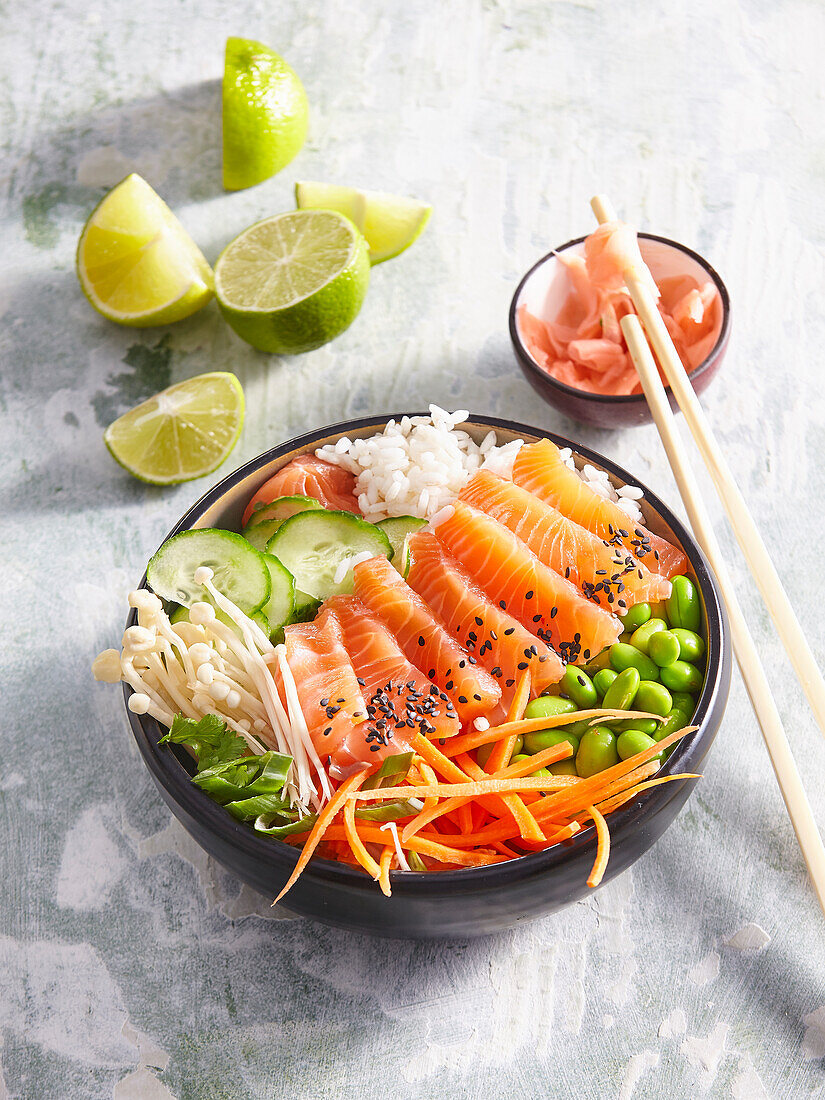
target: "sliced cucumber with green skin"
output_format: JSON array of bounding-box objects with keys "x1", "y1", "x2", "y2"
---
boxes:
[
  {"x1": 245, "y1": 495, "x2": 323, "y2": 529},
  {"x1": 261, "y1": 554, "x2": 295, "y2": 633},
  {"x1": 377, "y1": 515, "x2": 427, "y2": 562},
  {"x1": 170, "y1": 602, "x2": 271, "y2": 638},
  {"x1": 394, "y1": 535, "x2": 413, "y2": 578},
  {"x1": 292, "y1": 588, "x2": 321, "y2": 622},
  {"x1": 243, "y1": 520, "x2": 281, "y2": 553},
  {"x1": 267, "y1": 510, "x2": 392, "y2": 599},
  {"x1": 147, "y1": 529, "x2": 270, "y2": 613}
]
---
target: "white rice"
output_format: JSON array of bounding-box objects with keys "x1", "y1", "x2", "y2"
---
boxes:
[{"x1": 316, "y1": 407, "x2": 644, "y2": 525}]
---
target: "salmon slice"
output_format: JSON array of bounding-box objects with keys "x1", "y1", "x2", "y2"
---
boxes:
[
  {"x1": 512, "y1": 440, "x2": 688, "y2": 578},
  {"x1": 406, "y1": 532, "x2": 564, "y2": 711},
  {"x1": 279, "y1": 615, "x2": 396, "y2": 772},
  {"x1": 352, "y1": 555, "x2": 501, "y2": 725},
  {"x1": 243, "y1": 455, "x2": 359, "y2": 526},
  {"x1": 434, "y1": 502, "x2": 622, "y2": 664},
  {"x1": 318, "y1": 595, "x2": 459, "y2": 741},
  {"x1": 459, "y1": 470, "x2": 672, "y2": 610}
]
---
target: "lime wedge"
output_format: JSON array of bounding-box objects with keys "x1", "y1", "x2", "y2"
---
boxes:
[
  {"x1": 214, "y1": 210, "x2": 369, "y2": 355},
  {"x1": 103, "y1": 372, "x2": 245, "y2": 484},
  {"x1": 295, "y1": 181, "x2": 431, "y2": 264},
  {"x1": 76, "y1": 174, "x2": 213, "y2": 327},
  {"x1": 223, "y1": 37, "x2": 309, "y2": 191}
]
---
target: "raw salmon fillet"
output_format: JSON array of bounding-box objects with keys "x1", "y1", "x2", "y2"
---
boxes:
[
  {"x1": 459, "y1": 469, "x2": 672, "y2": 609},
  {"x1": 406, "y1": 532, "x2": 564, "y2": 712},
  {"x1": 434, "y1": 502, "x2": 622, "y2": 665},
  {"x1": 278, "y1": 615, "x2": 401, "y2": 771},
  {"x1": 512, "y1": 440, "x2": 688, "y2": 578},
  {"x1": 353, "y1": 555, "x2": 501, "y2": 725},
  {"x1": 243, "y1": 455, "x2": 359, "y2": 526},
  {"x1": 318, "y1": 595, "x2": 459, "y2": 741}
]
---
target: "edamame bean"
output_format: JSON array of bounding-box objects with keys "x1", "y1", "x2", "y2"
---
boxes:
[
  {"x1": 610, "y1": 717, "x2": 659, "y2": 735},
  {"x1": 629, "y1": 618, "x2": 668, "y2": 655},
  {"x1": 660, "y1": 660, "x2": 704, "y2": 693},
  {"x1": 609, "y1": 642, "x2": 659, "y2": 681},
  {"x1": 602, "y1": 667, "x2": 640, "y2": 710},
  {"x1": 665, "y1": 575, "x2": 701, "y2": 632},
  {"x1": 593, "y1": 668, "x2": 618, "y2": 698},
  {"x1": 523, "y1": 695, "x2": 577, "y2": 721},
  {"x1": 648, "y1": 630, "x2": 681, "y2": 668},
  {"x1": 671, "y1": 627, "x2": 705, "y2": 663},
  {"x1": 511, "y1": 753, "x2": 550, "y2": 778},
  {"x1": 635, "y1": 679, "x2": 673, "y2": 717},
  {"x1": 577, "y1": 726, "x2": 619, "y2": 777},
  {"x1": 654, "y1": 707, "x2": 689, "y2": 742},
  {"x1": 670, "y1": 691, "x2": 695, "y2": 714},
  {"x1": 616, "y1": 730, "x2": 658, "y2": 761},
  {"x1": 582, "y1": 649, "x2": 611, "y2": 676},
  {"x1": 477, "y1": 735, "x2": 523, "y2": 768},
  {"x1": 561, "y1": 717, "x2": 595, "y2": 737},
  {"x1": 561, "y1": 665, "x2": 598, "y2": 709},
  {"x1": 620, "y1": 602, "x2": 652, "y2": 632},
  {"x1": 523, "y1": 729, "x2": 579, "y2": 756},
  {"x1": 550, "y1": 758, "x2": 578, "y2": 776}
]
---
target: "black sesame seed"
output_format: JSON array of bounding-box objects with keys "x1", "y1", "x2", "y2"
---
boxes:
[
  {"x1": 517, "y1": 662, "x2": 528, "y2": 670},
  {"x1": 504, "y1": 627, "x2": 515, "y2": 636},
  {"x1": 532, "y1": 614, "x2": 542, "y2": 623},
  {"x1": 525, "y1": 590, "x2": 534, "y2": 600},
  {"x1": 417, "y1": 636, "x2": 425, "y2": 647},
  {"x1": 458, "y1": 695, "x2": 468, "y2": 704}
]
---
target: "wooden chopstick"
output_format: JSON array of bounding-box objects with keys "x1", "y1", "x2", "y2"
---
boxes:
[
  {"x1": 591, "y1": 193, "x2": 825, "y2": 740},
  {"x1": 620, "y1": 309, "x2": 825, "y2": 915}
]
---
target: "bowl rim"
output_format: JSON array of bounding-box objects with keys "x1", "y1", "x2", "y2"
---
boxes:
[
  {"x1": 508, "y1": 231, "x2": 732, "y2": 407},
  {"x1": 125, "y1": 412, "x2": 728, "y2": 898}
]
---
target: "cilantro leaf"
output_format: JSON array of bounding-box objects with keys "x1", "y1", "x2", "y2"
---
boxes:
[{"x1": 160, "y1": 713, "x2": 248, "y2": 770}]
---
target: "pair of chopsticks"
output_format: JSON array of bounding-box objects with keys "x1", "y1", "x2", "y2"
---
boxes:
[{"x1": 589, "y1": 195, "x2": 825, "y2": 916}]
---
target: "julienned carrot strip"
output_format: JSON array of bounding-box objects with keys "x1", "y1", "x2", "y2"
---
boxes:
[
  {"x1": 458, "y1": 803, "x2": 474, "y2": 834},
  {"x1": 442, "y1": 709, "x2": 663, "y2": 757},
  {"x1": 291, "y1": 825, "x2": 505, "y2": 867},
  {"x1": 348, "y1": 776, "x2": 571, "y2": 802},
  {"x1": 419, "y1": 762, "x2": 439, "y2": 812},
  {"x1": 495, "y1": 741, "x2": 573, "y2": 777},
  {"x1": 343, "y1": 798, "x2": 381, "y2": 880},
  {"x1": 402, "y1": 794, "x2": 474, "y2": 843},
  {"x1": 491, "y1": 840, "x2": 521, "y2": 859},
  {"x1": 412, "y1": 733, "x2": 472, "y2": 783},
  {"x1": 457, "y1": 750, "x2": 545, "y2": 842},
  {"x1": 595, "y1": 773, "x2": 701, "y2": 815},
  {"x1": 586, "y1": 805, "x2": 610, "y2": 887},
  {"x1": 378, "y1": 845, "x2": 393, "y2": 897},
  {"x1": 486, "y1": 671, "x2": 532, "y2": 773},
  {"x1": 274, "y1": 768, "x2": 373, "y2": 904}
]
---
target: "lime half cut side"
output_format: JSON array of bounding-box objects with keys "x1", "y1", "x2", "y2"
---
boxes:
[
  {"x1": 104, "y1": 371, "x2": 245, "y2": 484},
  {"x1": 76, "y1": 174, "x2": 213, "y2": 327},
  {"x1": 214, "y1": 209, "x2": 370, "y2": 354},
  {"x1": 295, "y1": 181, "x2": 431, "y2": 264}
]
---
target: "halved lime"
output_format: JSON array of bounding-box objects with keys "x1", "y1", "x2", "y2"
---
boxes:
[
  {"x1": 214, "y1": 210, "x2": 369, "y2": 354},
  {"x1": 76, "y1": 174, "x2": 213, "y2": 327},
  {"x1": 223, "y1": 37, "x2": 309, "y2": 191},
  {"x1": 103, "y1": 371, "x2": 245, "y2": 484},
  {"x1": 295, "y1": 181, "x2": 431, "y2": 264}
]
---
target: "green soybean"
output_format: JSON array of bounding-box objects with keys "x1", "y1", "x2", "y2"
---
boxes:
[
  {"x1": 635, "y1": 679, "x2": 673, "y2": 717},
  {"x1": 524, "y1": 695, "x2": 577, "y2": 721},
  {"x1": 577, "y1": 726, "x2": 619, "y2": 777},
  {"x1": 593, "y1": 668, "x2": 618, "y2": 697},
  {"x1": 610, "y1": 717, "x2": 659, "y2": 735},
  {"x1": 616, "y1": 729, "x2": 658, "y2": 761},
  {"x1": 648, "y1": 630, "x2": 681, "y2": 668},
  {"x1": 620, "y1": 602, "x2": 652, "y2": 632},
  {"x1": 629, "y1": 618, "x2": 668, "y2": 655},
  {"x1": 550, "y1": 758, "x2": 578, "y2": 776},
  {"x1": 561, "y1": 665, "x2": 597, "y2": 709},
  {"x1": 670, "y1": 691, "x2": 696, "y2": 714},
  {"x1": 561, "y1": 717, "x2": 596, "y2": 737},
  {"x1": 671, "y1": 627, "x2": 705, "y2": 663},
  {"x1": 477, "y1": 736, "x2": 523, "y2": 768},
  {"x1": 660, "y1": 660, "x2": 704, "y2": 693},
  {"x1": 666, "y1": 575, "x2": 701, "y2": 632},
  {"x1": 510, "y1": 753, "x2": 550, "y2": 779},
  {"x1": 609, "y1": 642, "x2": 659, "y2": 681},
  {"x1": 654, "y1": 707, "x2": 689, "y2": 742},
  {"x1": 523, "y1": 729, "x2": 579, "y2": 756},
  {"x1": 581, "y1": 649, "x2": 612, "y2": 676},
  {"x1": 602, "y1": 667, "x2": 640, "y2": 711}
]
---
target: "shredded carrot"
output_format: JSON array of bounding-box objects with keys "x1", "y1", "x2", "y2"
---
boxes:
[
  {"x1": 586, "y1": 804, "x2": 610, "y2": 887},
  {"x1": 485, "y1": 671, "x2": 532, "y2": 773},
  {"x1": 457, "y1": 802, "x2": 474, "y2": 833},
  {"x1": 411, "y1": 733, "x2": 472, "y2": 783},
  {"x1": 378, "y1": 845, "x2": 394, "y2": 897},
  {"x1": 596, "y1": 773, "x2": 701, "y2": 815},
  {"x1": 495, "y1": 741, "x2": 573, "y2": 777},
  {"x1": 348, "y1": 776, "x2": 571, "y2": 802},
  {"x1": 343, "y1": 798, "x2": 381, "y2": 880},
  {"x1": 458, "y1": 750, "x2": 545, "y2": 842},
  {"x1": 291, "y1": 825, "x2": 506, "y2": 867},
  {"x1": 442, "y1": 708, "x2": 662, "y2": 757},
  {"x1": 419, "y1": 761, "x2": 439, "y2": 811},
  {"x1": 273, "y1": 768, "x2": 373, "y2": 904}
]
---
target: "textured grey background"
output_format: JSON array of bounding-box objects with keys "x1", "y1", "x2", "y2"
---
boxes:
[{"x1": 2, "y1": 1, "x2": 825, "y2": 1097}]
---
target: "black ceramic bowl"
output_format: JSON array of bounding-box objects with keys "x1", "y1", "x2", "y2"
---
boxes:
[
  {"x1": 126, "y1": 414, "x2": 730, "y2": 939},
  {"x1": 509, "y1": 233, "x2": 731, "y2": 428}
]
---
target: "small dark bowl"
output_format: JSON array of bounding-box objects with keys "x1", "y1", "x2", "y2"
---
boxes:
[
  {"x1": 125, "y1": 414, "x2": 730, "y2": 939},
  {"x1": 509, "y1": 233, "x2": 731, "y2": 428}
]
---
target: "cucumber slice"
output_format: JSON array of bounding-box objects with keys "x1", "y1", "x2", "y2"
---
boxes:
[
  {"x1": 292, "y1": 588, "x2": 321, "y2": 622},
  {"x1": 170, "y1": 602, "x2": 271, "y2": 638},
  {"x1": 377, "y1": 515, "x2": 427, "y2": 563},
  {"x1": 245, "y1": 495, "x2": 323, "y2": 529},
  {"x1": 267, "y1": 510, "x2": 392, "y2": 599},
  {"x1": 147, "y1": 529, "x2": 270, "y2": 613},
  {"x1": 243, "y1": 520, "x2": 281, "y2": 552},
  {"x1": 261, "y1": 554, "x2": 295, "y2": 633}
]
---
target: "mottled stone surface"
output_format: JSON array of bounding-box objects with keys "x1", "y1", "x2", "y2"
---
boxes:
[{"x1": 2, "y1": 2, "x2": 825, "y2": 1097}]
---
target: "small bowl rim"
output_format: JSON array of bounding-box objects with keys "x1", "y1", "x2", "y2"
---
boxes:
[
  {"x1": 508, "y1": 231, "x2": 732, "y2": 408},
  {"x1": 125, "y1": 412, "x2": 728, "y2": 899}
]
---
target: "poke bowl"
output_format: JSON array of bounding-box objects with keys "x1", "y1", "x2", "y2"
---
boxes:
[
  {"x1": 510, "y1": 233, "x2": 731, "y2": 428},
  {"x1": 104, "y1": 412, "x2": 730, "y2": 939}
]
